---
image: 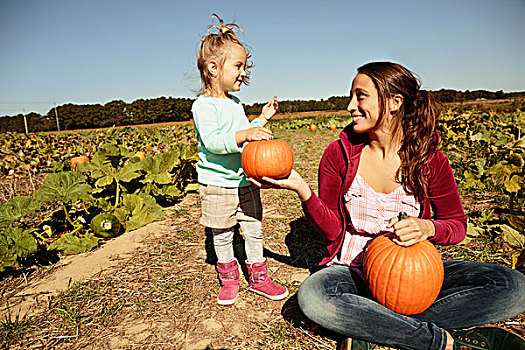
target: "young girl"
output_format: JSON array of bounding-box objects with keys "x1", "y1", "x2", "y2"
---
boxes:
[
  {"x1": 192, "y1": 14, "x2": 288, "y2": 306},
  {"x1": 251, "y1": 62, "x2": 525, "y2": 350}
]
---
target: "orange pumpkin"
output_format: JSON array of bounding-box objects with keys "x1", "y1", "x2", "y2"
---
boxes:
[
  {"x1": 309, "y1": 124, "x2": 317, "y2": 132},
  {"x1": 363, "y1": 235, "x2": 444, "y2": 315},
  {"x1": 71, "y1": 156, "x2": 90, "y2": 170},
  {"x1": 329, "y1": 123, "x2": 337, "y2": 130},
  {"x1": 241, "y1": 139, "x2": 294, "y2": 180}
]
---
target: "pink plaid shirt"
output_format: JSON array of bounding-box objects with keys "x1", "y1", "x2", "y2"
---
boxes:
[{"x1": 328, "y1": 174, "x2": 420, "y2": 275}]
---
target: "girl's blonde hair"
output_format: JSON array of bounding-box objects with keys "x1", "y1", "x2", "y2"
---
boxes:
[{"x1": 197, "y1": 14, "x2": 252, "y2": 94}]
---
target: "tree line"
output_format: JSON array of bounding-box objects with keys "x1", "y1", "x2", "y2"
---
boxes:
[{"x1": 1, "y1": 90, "x2": 524, "y2": 133}]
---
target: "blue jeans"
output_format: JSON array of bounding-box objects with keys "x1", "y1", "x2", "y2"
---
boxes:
[{"x1": 297, "y1": 260, "x2": 525, "y2": 350}]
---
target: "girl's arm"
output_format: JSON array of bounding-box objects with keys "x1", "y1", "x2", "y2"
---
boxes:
[
  {"x1": 257, "y1": 96, "x2": 278, "y2": 127},
  {"x1": 235, "y1": 96, "x2": 278, "y2": 146},
  {"x1": 235, "y1": 127, "x2": 273, "y2": 146},
  {"x1": 193, "y1": 101, "x2": 241, "y2": 154}
]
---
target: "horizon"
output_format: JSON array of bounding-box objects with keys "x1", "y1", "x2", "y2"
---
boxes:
[
  {"x1": 2, "y1": 87, "x2": 525, "y2": 118},
  {"x1": 1, "y1": 0, "x2": 524, "y2": 117}
]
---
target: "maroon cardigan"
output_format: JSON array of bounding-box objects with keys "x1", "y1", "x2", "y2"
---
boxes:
[{"x1": 301, "y1": 126, "x2": 467, "y2": 266}]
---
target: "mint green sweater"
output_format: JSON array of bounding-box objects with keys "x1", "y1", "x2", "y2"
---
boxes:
[{"x1": 191, "y1": 95, "x2": 262, "y2": 187}]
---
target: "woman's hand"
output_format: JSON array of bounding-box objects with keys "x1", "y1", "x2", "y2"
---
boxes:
[
  {"x1": 386, "y1": 215, "x2": 435, "y2": 247},
  {"x1": 248, "y1": 169, "x2": 312, "y2": 200},
  {"x1": 258, "y1": 95, "x2": 278, "y2": 126}
]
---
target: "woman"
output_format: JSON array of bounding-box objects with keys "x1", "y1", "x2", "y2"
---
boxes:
[{"x1": 250, "y1": 62, "x2": 525, "y2": 350}]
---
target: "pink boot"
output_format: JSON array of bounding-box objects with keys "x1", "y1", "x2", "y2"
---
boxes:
[
  {"x1": 216, "y1": 259, "x2": 240, "y2": 305},
  {"x1": 247, "y1": 259, "x2": 289, "y2": 301}
]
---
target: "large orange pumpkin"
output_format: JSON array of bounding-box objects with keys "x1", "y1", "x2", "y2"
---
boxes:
[
  {"x1": 363, "y1": 235, "x2": 444, "y2": 315},
  {"x1": 241, "y1": 139, "x2": 294, "y2": 180}
]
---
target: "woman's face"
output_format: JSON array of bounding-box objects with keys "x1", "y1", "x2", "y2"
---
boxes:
[{"x1": 347, "y1": 73, "x2": 382, "y2": 133}]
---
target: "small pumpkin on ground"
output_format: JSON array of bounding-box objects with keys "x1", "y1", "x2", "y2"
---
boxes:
[
  {"x1": 90, "y1": 213, "x2": 121, "y2": 238},
  {"x1": 71, "y1": 156, "x2": 90, "y2": 170},
  {"x1": 241, "y1": 139, "x2": 294, "y2": 181},
  {"x1": 132, "y1": 151, "x2": 146, "y2": 160}
]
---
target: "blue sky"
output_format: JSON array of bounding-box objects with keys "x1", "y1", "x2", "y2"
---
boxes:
[{"x1": 1, "y1": 0, "x2": 524, "y2": 117}]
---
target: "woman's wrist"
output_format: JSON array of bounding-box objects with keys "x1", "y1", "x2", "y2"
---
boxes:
[
  {"x1": 297, "y1": 181, "x2": 311, "y2": 201},
  {"x1": 425, "y1": 220, "x2": 436, "y2": 239}
]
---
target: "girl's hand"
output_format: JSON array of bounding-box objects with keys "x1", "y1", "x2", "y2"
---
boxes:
[
  {"x1": 386, "y1": 215, "x2": 435, "y2": 247},
  {"x1": 236, "y1": 127, "x2": 272, "y2": 145},
  {"x1": 259, "y1": 95, "x2": 278, "y2": 125},
  {"x1": 248, "y1": 170, "x2": 312, "y2": 200}
]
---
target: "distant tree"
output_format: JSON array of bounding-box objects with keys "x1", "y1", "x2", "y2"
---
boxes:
[{"x1": 104, "y1": 100, "x2": 127, "y2": 126}]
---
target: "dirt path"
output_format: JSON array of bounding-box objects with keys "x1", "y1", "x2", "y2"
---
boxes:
[
  {"x1": 5, "y1": 220, "x2": 169, "y2": 319},
  {"x1": 5, "y1": 188, "x2": 357, "y2": 349}
]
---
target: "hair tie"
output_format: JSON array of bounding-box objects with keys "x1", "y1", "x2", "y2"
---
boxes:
[{"x1": 206, "y1": 13, "x2": 242, "y2": 36}]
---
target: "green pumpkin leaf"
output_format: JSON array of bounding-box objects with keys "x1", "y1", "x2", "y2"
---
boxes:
[
  {"x1": 504, "y1": 175, "x2": 522, "y2": 193},
  {"x1": 0, "y1": 196, "x2": 40, "y2": 225},
  {"x1": 500, "y1": 224, "x2": 525, "y2": 248},
  {"x1": 36, "y1": 171, "x2": 93, "y2": 204},
  {"x1": 115, "y1": 160, "x2": 142, "y2": 183},
  {"x1": 145, "y1": 173, "x2": 172, "y2": 185},
  {"x1": 184, "y1": 183, "x2": 199, "y2": 192},
  {"x1": 156, "y1": 184, "x2": 182, "y2": 197},
  {"x1": 95, "y1": 175, "x2": 114, "y2": 188},
  {"x1": 180, "y1": 144, "x2": 199, "y2": 162},
  {"x1": 460, "y1": 222, "x2": 484, "y2": 245},
  {"x1": 114, "y1": 193, "x2": 164, "y2": 231},
  {"x1": 141, "y1": 151, "x2": 180, "y2": 184},
  {"x1": 0, "y1": 225, "x2": 39, "y2": 272},
  {"x1": 49, "y1": 232, "x2": 99, "y2": 256}
]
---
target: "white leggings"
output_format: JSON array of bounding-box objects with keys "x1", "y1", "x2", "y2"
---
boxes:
[{"x1": 212, "y1": 221, "x2": 264, "y2": 264}]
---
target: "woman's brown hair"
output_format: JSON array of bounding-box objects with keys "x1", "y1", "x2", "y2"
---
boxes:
[
  {"x1": 357, "y1": 62, "x2": 442, "y2": 202},
  {"x1": 197, "y1": 14, "x2": 251, "y2": 94}
]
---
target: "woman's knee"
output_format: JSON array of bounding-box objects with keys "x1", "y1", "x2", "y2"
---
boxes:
[
  {"x1": 297, "y1": 274, "x2": 323, "y2": 317},
  {"x1": 506, "y1": 268, "x2": 525, "y2": 314},
  {"x1": 296, "y1": 271, "x2": 340, "y2": 322}
]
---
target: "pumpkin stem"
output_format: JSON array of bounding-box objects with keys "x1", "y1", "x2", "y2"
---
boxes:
[
  {"x1": 398, "y1": 212, "x2": 409, "y2": 221},
  {"x1": 63, "y1": 204, "x2": 82, "y2": 228},
  {"x1": 114, "y1": 181, "x2": 120, "y2": 209}
]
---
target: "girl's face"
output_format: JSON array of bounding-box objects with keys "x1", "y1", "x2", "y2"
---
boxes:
[
  {"x1": 215, "y1": 44, "x2": 247, "y2": 96},
  {"x1": 347, "y1": 73, "x2": 382, "y2": 133}
]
